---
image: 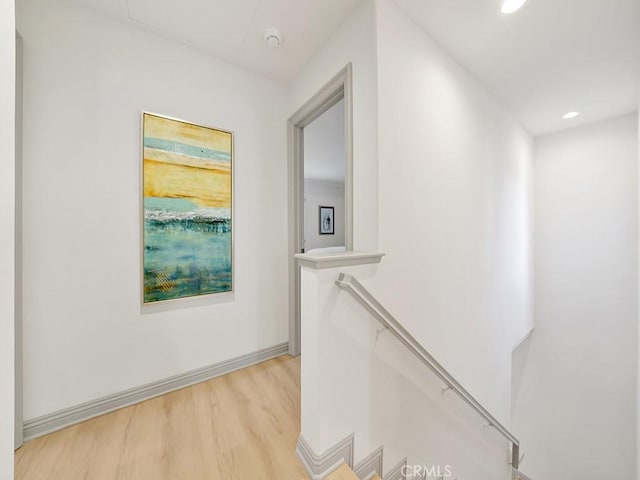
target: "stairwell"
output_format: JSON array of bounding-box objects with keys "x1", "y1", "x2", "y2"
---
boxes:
[{"x1": 296, "y1": 261, "x2": 534, "y2": 480}]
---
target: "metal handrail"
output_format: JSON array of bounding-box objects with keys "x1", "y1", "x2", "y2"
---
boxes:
[{"x1": 335, "y1": 273, "x2": 521, "y2": 470}]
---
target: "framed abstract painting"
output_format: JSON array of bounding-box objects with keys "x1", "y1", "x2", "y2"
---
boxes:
[{"x1": 141, "y1": 112, "x2": 233, "y2": 304}]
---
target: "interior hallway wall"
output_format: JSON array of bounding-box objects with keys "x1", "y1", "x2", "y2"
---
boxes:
[
  {"x1": 18, "y1": 0, "x2": 289, "y2": 421},
  {"x1": 289, "y1": 0, "x2": 379, "y2": 459},
  {"x1": 374, "y1": 0, "x2": 533, "y2": 425},
  {"x1": 512, "y1": 112, "x2": 639, "y2": 480},
  {"x1": 295, "y1": 0, "x2": 534, "y2": 474},
  {"x1": 0, "y1": 0, "x2": 16, "y2": 477}
]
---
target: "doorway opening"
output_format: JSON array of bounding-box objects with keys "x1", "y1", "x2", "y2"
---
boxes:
[
  {"x1": 303, "y1": 98, "x2": 346, "y2": 254},
  {"x1": 287, "y1": 64, "x2": 353, "y2": 356}
]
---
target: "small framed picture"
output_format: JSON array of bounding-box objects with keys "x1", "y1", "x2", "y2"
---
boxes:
[{"x1": 319, "y1": 206, "x2": 335, "y2": 235}]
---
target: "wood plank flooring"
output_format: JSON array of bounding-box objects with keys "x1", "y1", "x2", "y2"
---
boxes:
[
  {"x1": 15, "y1": 355, "x2": 309, "y2": 480},
  {"x1": 325, "y1": 464, "x2": 359, "y2": 480},
  {"x1": 325, "y1": 464, "x2": 382, "y2": 480}
]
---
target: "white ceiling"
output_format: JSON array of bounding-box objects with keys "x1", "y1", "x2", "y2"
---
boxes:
[
  {"x1": 392, "y1": 0, "x2": 640, "y2": 136},
  {"x1": 304, "y1": 99, "x2": 345, "y2": 183},
  {"x1": 71, "y1": 0, "x2": 639, "y2": 135},
  {"x1": 71, "y1": 0, "x2": 362, "y2": 83}
]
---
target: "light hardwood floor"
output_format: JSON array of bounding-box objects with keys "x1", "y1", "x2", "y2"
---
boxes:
[
  {"x1": 325, "y1": 465, "x2": 381, "y2": 480},
  {"x1": 15, "y1": 355, "x2": 310, "y2": 480}
]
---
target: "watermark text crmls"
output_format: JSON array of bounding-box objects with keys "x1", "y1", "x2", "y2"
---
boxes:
[{"x1": 401, "y1": 464, "x2": 453, "y2": 479}]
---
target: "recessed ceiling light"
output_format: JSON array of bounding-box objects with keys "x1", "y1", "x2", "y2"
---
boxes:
[
  {"x1": 500, "y1": 0, "x2": 528, "y2": 14},
  {"x1": 563, "y1": 111, "x2": 580, "y2": 119}
]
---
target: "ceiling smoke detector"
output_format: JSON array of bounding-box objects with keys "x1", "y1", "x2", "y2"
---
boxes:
[{"x1": 264, "y1": 28, "x2": 282, "y2": 48}]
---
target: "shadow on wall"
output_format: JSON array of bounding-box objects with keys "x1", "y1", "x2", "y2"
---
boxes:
[{"x1": 511, "y1": 332, "x2": 532, "y2": 419}]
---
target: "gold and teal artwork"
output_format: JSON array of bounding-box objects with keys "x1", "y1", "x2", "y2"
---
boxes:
[{"x1": 142, "y1": 113, "x2": 232, "y2": 303}]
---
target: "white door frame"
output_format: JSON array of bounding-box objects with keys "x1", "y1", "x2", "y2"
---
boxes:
[
  {"x1": 14, "y1": 31, "x2": 23, "y2": 450},
  {"x1": 287, "y1": 64, "x2": 354, "y2": 356}
]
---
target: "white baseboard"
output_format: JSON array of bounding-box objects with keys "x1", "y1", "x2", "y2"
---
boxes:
[
  {"x1": 354, "y1": 445, "x2": 383, "y2": 479},
  {"x1": 384, "y1": 457, "x2": 407, "y2": 480},
  {"x1": 296, "y1": 433, "x2": 355, "y2": 480},
  {"x1": 23, "y1": 342, "x2": 289, "y2": 441},
  {"x1": 296, "y1": 433, "x2": 411, "y2": 480}
]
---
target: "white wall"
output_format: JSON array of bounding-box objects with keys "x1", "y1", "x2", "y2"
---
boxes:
[
  {"x1": 304, "y1": 180, "x2": 346, "y2": 251},
  {"x1": 512, "y1": 113, "x2": 639, "y2": 480},
  {"x1": 18, "y1": 0, "x2": 288, "y2": 420},
  {"x1": 374, "y1": 0, "x2": 533, "y2": 424},
  {"x1": 289, "y1": 0, "x2": 378, "y2": 252},
  {"x1": 0, "y1": 0, "x2": 15, "y2": 477},
  {"x1": 298, "y1": 0, "x2": 534, "y2": 474},
  {"x1": 290, "y1": 0, "x2": 379, "y2": 459}
]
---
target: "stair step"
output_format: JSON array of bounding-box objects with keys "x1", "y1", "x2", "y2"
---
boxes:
[{"x1": 326, "y1": 464, "x2": 360, "y2": 480}]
